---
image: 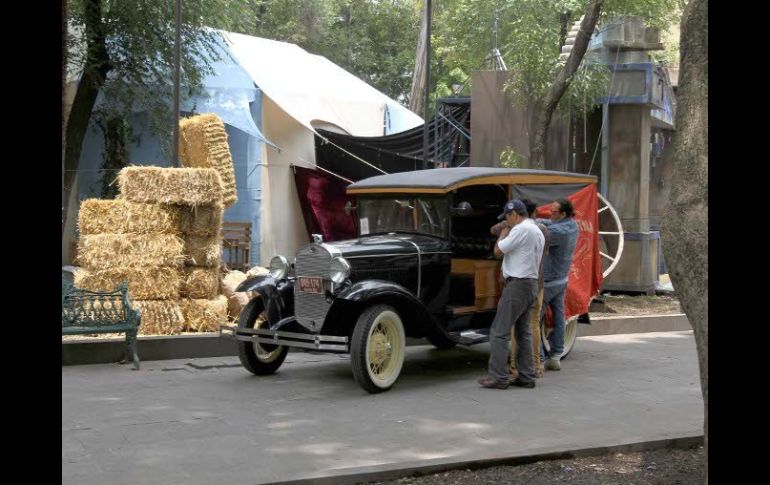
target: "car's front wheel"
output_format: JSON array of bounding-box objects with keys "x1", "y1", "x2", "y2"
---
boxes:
[
  {"x1": 350, "y1": 304, "x2": 406, "y2": 393},
  {"x1": 237, "y1": 299, "x2": 289, "y2": 375}
]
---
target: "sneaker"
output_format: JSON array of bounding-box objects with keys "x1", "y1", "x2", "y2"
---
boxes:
[
  {"x1": 478, "y1": 376, "x2": 509, "y2": 389},
  {"x1": 511, "y1": 378, "x2": 536, "y2": 388},
  {"x1": 544, "y1": 358, "x2": 561, "y2": 371}
]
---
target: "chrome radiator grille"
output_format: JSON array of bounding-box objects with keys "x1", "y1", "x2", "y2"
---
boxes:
[{"x1": 294, "y1": 244, "x2": 333, "y2": 331}]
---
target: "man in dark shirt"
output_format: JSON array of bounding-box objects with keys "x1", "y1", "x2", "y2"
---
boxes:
[{"x1": 539, "y1": 199, "x2": 579, "y2": 371}]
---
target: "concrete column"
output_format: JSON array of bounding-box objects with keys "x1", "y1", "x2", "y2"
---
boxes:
[{"x1": 607, "y1": 104, "x2": 650, "y2": 233}]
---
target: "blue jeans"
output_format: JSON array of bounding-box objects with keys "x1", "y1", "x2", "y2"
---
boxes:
[{"x1": 540, "y1": 282, "x2": 567, "y2": 361}]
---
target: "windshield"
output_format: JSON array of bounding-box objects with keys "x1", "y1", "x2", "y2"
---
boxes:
[{"x1": 357, "y1": 197, "x2": 448, "y2": 237}]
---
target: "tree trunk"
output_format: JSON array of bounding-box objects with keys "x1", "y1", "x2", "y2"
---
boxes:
[
  {"x1": 408, "y1": 1, "x2": 428, "y2": 115},
  {"x1": 62, "y1": 0, "x2": 67, "y2": 135},
  {"x1": 661, "y1": 0, "x2": 708, "y2": 482},
  {"x1": 530, "y1": 0, "x2": 601, "y2": 169},
  {"x1": 62, "y1": 0, "x2": 67, "y2": 203},
  {"x1": 98, "y1": 116, "x2": 130, "y2": 199},
  {"x1": 62, "y1": 0, "x2": 111, "y2": 246}
]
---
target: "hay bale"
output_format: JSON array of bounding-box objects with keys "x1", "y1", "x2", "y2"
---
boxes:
[
  {"x1": 221, "y1": 270, "x2": 250, "y2": 320},
  {"x1": 226, "y1": 293, "x2": 251, "y2": 321},
  {"x1": 184, "y1": 235, "x2": 221, "y2": 267},
  {"x1": 78, "y1": 199, "x2": 179, "y2": 235},
  {"x1": 172, "y1": 203, "x2": 224, "y2": 236},
  {"x1": 117, "y1": 166, "x2": 223, "y2": 206},
  {"x1": 78, "y1": 234, "x2": 185, "y2": 269},
  {"x1": 179, "y1": 113, "x2": 237, "y2": 208},
  {"x1": 221, "y1": 270, "x2": 248, "y2": 298},
  {"x1": 74, "y1": 267, "x2": 181, "y2": 300},
  {"x1": 134, "y1": 300, "x2": 185, "y2": 335},
  {"x1": 182, "y1": 295, "x2": 228, "y2": 332},
  {"x1": 181, "y1": 267, "x2": 220, "y2": 299},
  {"x1": 246, "y1": 266, "x2": 270, "y2": 278}
]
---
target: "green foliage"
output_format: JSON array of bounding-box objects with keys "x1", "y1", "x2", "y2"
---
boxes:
[
  {"x1": 66, "y1": 0, "x2": 681, "y2": 141},
  {"x1": 248, "y1": 0, "x2": 335, "y2": 48},
  {"x1": 67, "y1": 0, "x2": 253, "y2": 154},
  {"x1": 601, "y1": 0, "x2": 681, "y2": 30},
  {"x1": 246, "y1": 0, "x2": 422, "y2": 102},
  {"x1": 499, "y1": 146, "x2": 524, "y2": 168},
  {"x1": 649, "y1": 3, "x2": 683, "y2": 66},
  {"x1": 433, "y1": 0, "x2": 679, "y2": 117}
]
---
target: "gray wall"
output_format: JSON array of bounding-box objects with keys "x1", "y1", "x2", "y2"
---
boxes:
[{"x1": 469, "y1": 70, "x2": 570, "y2": 169}]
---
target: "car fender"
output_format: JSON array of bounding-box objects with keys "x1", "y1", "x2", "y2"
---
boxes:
[
  {"x1": 235, "y1": 275, "x2": 294, "y2": 324},
  {"x1": 329, "y1": 280, "x2": 447, "y2": 340}
]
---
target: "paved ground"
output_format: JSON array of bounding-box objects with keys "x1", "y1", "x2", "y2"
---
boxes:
[{"x1": 62, "y1": 331, "x2": 703, "y2": 485}]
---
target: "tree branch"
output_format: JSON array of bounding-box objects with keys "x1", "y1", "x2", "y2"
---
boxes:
[{"x1": 530, "y1": 0, "x2": 602, "y2": 169}]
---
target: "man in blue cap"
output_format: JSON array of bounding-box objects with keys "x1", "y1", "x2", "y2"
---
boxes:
[{"x1": 478, "y1": 199, "x2": 545, "y2": 389}]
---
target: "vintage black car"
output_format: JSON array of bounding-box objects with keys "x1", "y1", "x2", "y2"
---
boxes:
[{"x1": 221, "y1": 167, "x2": 598, "y2": 393}]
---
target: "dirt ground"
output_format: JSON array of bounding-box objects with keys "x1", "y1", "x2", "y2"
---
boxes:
[
  {"x1": 369, "y1": 446, "x2": 705, "y2": 485},
  {"x1": 591, "y1": 294, "x2": 682, "y2": 316}
]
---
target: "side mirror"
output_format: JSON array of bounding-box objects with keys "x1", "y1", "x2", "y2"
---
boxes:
[
  {"x1": 451, "y1": 201, "x2": 473, "y2": 216},
  {"x1": 344, "y1": 201, "x2": 357, "y2": 215}
]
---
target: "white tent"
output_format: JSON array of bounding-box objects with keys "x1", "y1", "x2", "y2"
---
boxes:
[
  {"x1": 70, "y1": 30, "x2": 423, "y2": 267},
  {"x1": 222, "y1": 32, "x2": 422, "y2": 264},
  {"x1": 224, "y1": 32, "x2": 422, "y2": 136}
]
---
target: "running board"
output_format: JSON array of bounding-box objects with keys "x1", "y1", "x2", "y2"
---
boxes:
[{"x1": 450, "y1": 329, "x2": 489, "y2": 346}]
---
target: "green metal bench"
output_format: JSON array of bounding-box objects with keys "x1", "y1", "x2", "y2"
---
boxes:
[{"x1": 61, "y1": 278, "x2": 142, "y2": 369}]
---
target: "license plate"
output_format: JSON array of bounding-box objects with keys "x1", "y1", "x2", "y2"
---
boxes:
[{"x1": 298, "y1": 276, "x2": 324, "y2": 294}]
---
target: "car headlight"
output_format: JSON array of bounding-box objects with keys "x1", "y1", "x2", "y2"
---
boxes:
[
  {"x1": 329, "y1": 257, "x2": 351, "y2": 285},
  {"x1": 269, "y1": 255, "x2": 290, "y2": 280}
]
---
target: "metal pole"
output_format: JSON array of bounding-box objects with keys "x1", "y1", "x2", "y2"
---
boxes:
[
  {"x1": 422, "y1": 0, "x2": 431, "y2": 170},
  {"x1": 171, "y1": 0, "x2": 181, "y2": 167},
  {"x1": 600, "y1": 103, "x2": 609, "y2": 197}
]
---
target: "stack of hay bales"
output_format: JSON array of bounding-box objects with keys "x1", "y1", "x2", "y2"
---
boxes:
[
  {"x1": 177, "y1": 113, "x2": 239, "y2": 331},
  {"x1": 178, "y1": 211, "x2": 228, "y2": 333},
  {"x1": 76, "y1": 198, "x2": 187, "y2": 335},
  {"x1": 119, "y1": 166, "x2": 230, "y2": 333},
  {"x1": 118, "y1": 167, "x2": 227, "y2": 332},
  {"x1": 76, "y1": 168, "x2": 230, "y2": 334},
  {"x1": 74, "y1": 113, "x2": 241, "y2": 335}
]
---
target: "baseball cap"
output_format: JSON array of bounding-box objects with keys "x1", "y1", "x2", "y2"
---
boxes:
[{"x1": 497, "y1": 199, "x2": 527, "y2": 220}]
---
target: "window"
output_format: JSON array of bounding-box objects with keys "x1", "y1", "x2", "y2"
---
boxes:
[{"x1": 357, "y1": 197, "x2": 448, "y2": 237}]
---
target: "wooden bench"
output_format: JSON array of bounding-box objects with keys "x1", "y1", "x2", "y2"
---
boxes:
[
  {"x1": 222, "y1": 221, "x2": 252, "y2": 272},
  {"x1": 61, "y1": 278, "x2": 141, "y2": 369}
]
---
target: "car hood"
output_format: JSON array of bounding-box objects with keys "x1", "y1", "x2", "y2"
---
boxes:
[{"x1": 326, "y1": 233, "x2": 449, "y2": 259}]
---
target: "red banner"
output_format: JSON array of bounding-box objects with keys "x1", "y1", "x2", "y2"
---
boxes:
[{"x1": 537, "y1": 184, "x2": 603, "y2": 320}]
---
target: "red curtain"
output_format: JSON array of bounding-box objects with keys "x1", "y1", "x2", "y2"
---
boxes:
[
  {"x1": 293, "y1": 166, "x2": 357, "y2": 242},
  {"x1": 537, "y1": 184, "x2": 603, "y2": 320}
]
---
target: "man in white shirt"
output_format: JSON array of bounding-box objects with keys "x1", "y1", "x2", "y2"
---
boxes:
[{"x1": 478, "y1": 199, "x2": 545, "y2": 389}]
